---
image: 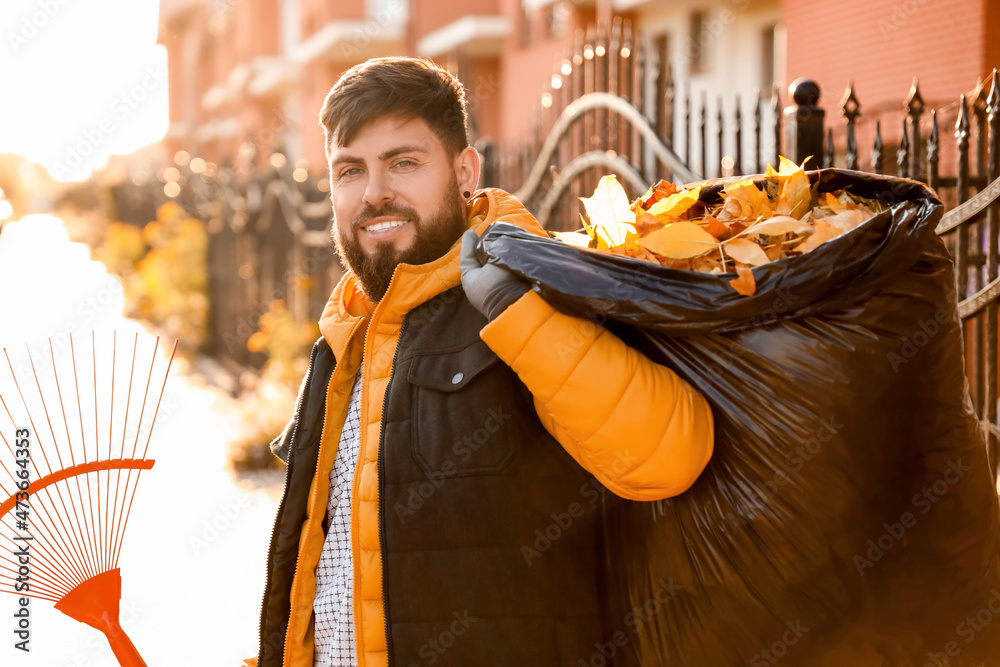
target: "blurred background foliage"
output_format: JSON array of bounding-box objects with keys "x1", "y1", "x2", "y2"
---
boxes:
[{"x1": 95, "y1": 201, "x2": 208, "y2": 353}]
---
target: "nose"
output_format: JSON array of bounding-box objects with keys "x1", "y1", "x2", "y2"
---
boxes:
[{"x1": 363, "y1": 168, "x2": 394, "y2": 208}]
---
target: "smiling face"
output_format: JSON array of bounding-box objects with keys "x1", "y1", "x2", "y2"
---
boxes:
[{"x1": 328, "y1": 114, "x2": 480, "y2": 302}]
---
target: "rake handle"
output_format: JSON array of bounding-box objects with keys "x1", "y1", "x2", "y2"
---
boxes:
[{"x1": 101, "y1": 616, "x2": 147, "y2": 667}]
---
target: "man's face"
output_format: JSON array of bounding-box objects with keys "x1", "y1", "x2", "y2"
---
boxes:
[{"x1": 328, "y1": 115, "x2": 474, "y2": 302}]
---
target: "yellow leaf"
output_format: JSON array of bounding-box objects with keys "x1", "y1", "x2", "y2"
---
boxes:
[
  {"x1": 729, "y1": 265, "x2": 757, "y2": 296},
  {"x1": 580, "y1": 175, "x2": 636, "y2": 247},
  {"x1": 647, "y1": 184, "x2": 702, "y2": 220},
  {"x1": 816, "y1": 207, "x2": 872, "y2": 233},
  {"x1": 722, "y1": 179, "x2": 772, "y2": 220},
  {"x1": 823, "y1": 191, "x2": 847, "y2": 213},
  {"x1": 723, "y1": 238, "x2": 771, "y2": 266},
  {"x1": 554, "y1": 231, "x2": 593, "y2": 248},
  {"x1": 742, "y1": 215, "x2": 804, "y2": 237},
  {"x1": 637, "y1": 221, "x2": 718, "y2": 259},
  {"x1": 775, "y1": 157, "x2": 812, "y2": 219},
  {"x1": 796, "y1": 218, "x2": 842, "y2": 253}
]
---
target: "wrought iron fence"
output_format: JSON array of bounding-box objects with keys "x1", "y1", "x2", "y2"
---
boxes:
[
  {"x1": 112, "y1": 17, "x2": 1000, "y2": 475},
  {"x1": 480, "y1": 17, "x2": 1000, "y2": 476}
]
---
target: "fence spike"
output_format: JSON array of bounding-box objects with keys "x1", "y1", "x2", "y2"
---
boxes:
[
  {"x1": 840, "y1": 81, "x2": 861, "y2": 170},
  {"x1": 897, "y1": 117, "x2": 910, "y2": 178},
  {"x1": 734, "y1": 92, "x2": 743, "y2": 176},
  {"x1": 824, "y1": 128, "x2": 835, "y2": 168},
  {"x1": 871, "y1": 120, "x2": 884, "y2": 174},
  {"x1": 928, "y1": 108, "x2": 940, "y2": 191},
  {"x1": 754, "y1": 87, "x2": 762, "y2": 173},
  {"x1": 700, "y1": 91, "x2": 708, "y2": 179},
  {"x1": 717, "y1": 96, "x2": 724, "y2": 178},
  {"x1": 771, "y1": 83, "x2": 781, "y2": 168},
  {"x1": 905, "y1": 78, "x2": 925, "y2": 181}
]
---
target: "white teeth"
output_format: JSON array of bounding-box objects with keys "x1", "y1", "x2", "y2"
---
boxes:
[{"x1": 364, "y1": 219, "x2": 407, "y2": 233}]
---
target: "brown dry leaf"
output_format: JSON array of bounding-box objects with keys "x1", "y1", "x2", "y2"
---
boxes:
[
  {"x1": 634, "y1": 209, "x2": 663, "y2": 236},
  {"x1": 795, "y1": 218, "x2": 842, "y2": 253},
  {"x1": 764, "y1": 244, "x2": 785, "y2": 262},
  {"x1": 702, "y1": 215, "x2": 730, "y2": 240},
  {"x1": 638, "y1": 180, "x2": 679, "y2": 209},
  {"x1": 729, "y1": 266, "x2": 757, "y2": 296},
  {"x1": 692, "y1": 255, "x2": 724, "y2": 274},
  {"x1": 723, "y1": 238, "x2": 771, "y2": 266},
  {"x1": 637, "y1": 221, "x2": 719, "y2": 259},
  {"x1": 717, "y1": 197, "x2": 744, "y2": 222}
]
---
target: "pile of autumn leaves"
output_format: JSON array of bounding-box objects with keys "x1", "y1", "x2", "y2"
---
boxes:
[{"x1": 559, "y1": 158, "x2": 886, "y2": 296}]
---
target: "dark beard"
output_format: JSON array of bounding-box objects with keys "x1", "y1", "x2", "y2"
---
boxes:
[{"x1": 332, "y1": 179, "x2": 467, "y2": 302}]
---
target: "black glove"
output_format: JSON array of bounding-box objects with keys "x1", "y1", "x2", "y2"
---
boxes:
[{"x1": 459, "y1": 229, "x2": 530, "y2": 320}]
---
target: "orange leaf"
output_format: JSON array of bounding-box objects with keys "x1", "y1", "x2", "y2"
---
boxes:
[
  {"x1": 638, "y1": 180, "x2": 678, "y2": 209},
  {"x1": 729, "y1": 266, "x2": 757, "y2": 296},
  {"x1": 702, "y1": 215, "x2": 729, "y2": 240},
  {"x1": 795, "y1": 218, "x2": 842, "y2": 253},
  {"x1": 637, "y1": 221, "x2": 718, "y2": 259},
  {"x1": 722, "y1": 178, "x2": 773, "y2": 220},
  {"x1": 723, "y1": 238, "x2": 771, "y2": 266}
]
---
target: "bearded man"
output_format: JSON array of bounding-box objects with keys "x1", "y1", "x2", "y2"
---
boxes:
[{"x1": 249, "y1": 57, "x2": 714, "y2": 667}]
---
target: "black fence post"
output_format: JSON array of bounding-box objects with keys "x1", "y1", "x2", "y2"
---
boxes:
[
  {"x1": 784, "y1": 78, "x2": 825, "y2": 167},
  {"x1": 476, "y1": 139, "x2": 497, "y2": 189}
]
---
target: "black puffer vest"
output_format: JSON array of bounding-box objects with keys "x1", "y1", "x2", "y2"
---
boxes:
[{"x1": 259, "y1": 286, "x2": 611, "y2": 666}]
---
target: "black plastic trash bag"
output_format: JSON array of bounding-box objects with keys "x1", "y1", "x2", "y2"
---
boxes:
[{"x1": 478, "y1": 169, "x2": 1000, "y2": 666}]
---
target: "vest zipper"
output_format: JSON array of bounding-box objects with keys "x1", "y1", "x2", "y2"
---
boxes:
[
  {"x1": 377, "y1": 316, "x2": 408, "y2": 666},
  {"x1": 257, "y1": 340, "x2": 319, "y2": 664}
]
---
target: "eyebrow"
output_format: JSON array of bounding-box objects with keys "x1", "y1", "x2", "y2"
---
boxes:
[{"x1": 330, "y1": 144, "x2": 429, "y2": 166}]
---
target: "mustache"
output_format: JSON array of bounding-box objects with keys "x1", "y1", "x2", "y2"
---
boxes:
[{"x1": 352, "y1": 202, "x2": 420, "y2": 228}]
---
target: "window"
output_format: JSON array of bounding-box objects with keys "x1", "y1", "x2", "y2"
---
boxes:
[
  {"x1": 544, "y1": 2, "x2": 570, "y2": 37},
  {"x1": 520, "y1": 5, "x2": 532, "y2": 47},
  {"x1": 761, "y1": 24, "x2": 776, "y2": 89},
  {"x1": 689, "y1": 10, "x2": 708, "y2": 74}
]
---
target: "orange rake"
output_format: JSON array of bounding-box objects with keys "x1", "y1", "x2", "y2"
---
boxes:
[{"x1": 0, "y1": 332, "x2": 176, "y2": 667}]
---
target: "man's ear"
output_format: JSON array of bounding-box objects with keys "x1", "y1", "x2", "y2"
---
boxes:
[{"x1": 455, "y1": 146, "x2": 481, "y2": 196}]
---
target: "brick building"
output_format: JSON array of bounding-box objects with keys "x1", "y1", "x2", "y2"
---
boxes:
[{"x1": 156, "y1": 0, "x2": 992, "y2": 181}]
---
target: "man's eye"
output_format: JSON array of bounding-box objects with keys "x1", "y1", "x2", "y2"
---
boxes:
[
  {"x1": 395, "y1": 159, "x2": 416, "y2": 168},
  {"x1": 340, "y1": 167, "x2": 362, "y2": 178}
]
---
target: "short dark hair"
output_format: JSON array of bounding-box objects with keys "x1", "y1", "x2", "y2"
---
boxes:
[{"x1": 320, "y1": 57, "x2": 470, "y2": 158}]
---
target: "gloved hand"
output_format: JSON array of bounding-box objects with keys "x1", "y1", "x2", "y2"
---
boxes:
[{"x1": 459, "y1": 229, "x2": 531, "y2": 320}]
